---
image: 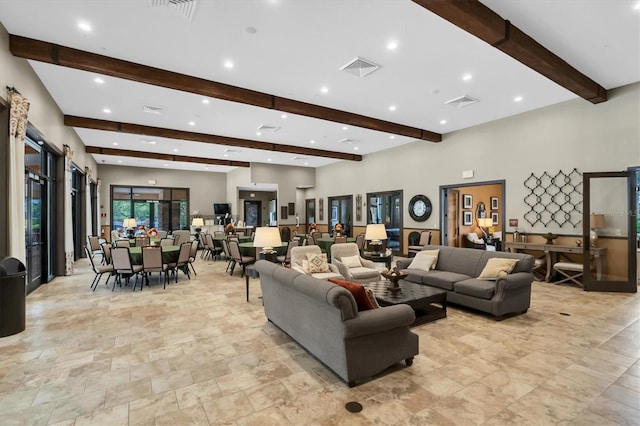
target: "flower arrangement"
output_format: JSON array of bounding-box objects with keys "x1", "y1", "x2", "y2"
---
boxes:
[
  {"x1": 309, "y1": 222, "x2": 317, "y2": 234},
  {"x1": 334, "y1": 223, "x2": 343, "y2": 232},
  {"x1": 225, "y1": 223, "x2": 235, "y2": 234},
  {"x1": 147, "y1": 227, "x2": 158, "y2": 238}
]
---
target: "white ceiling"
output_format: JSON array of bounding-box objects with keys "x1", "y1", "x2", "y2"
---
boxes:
[{"x1": 1, "y1": 0, "x2": 638, "y2": 173}]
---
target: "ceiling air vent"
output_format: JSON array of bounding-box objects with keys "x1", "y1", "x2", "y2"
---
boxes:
[
  {"x1": 224, "y1": 148, "x2": 241, "y2": 153},
  {"x1": 142, "y1": 105, "x2": 165, "y2": 115},
  {"x1": 444, "y1": 95, "x2": 478, "y2": 108},
  {"x1": 291, "y1": 156, "x2": 306, "y2": 161},
  {"x1": 256, "y1": 124, "x2": 280, "y2": 132},
  {"x1": 340, "y1": 57, "x2": 380, "y2": 78},
  {"x1": 149, "y1": 0, "x2": 198, "y2": 21},
  {"x1": 337, "y1": 138, "x2": 359, "y2": 145}
]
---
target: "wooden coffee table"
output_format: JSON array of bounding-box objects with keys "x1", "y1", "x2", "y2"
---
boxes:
[{"x1": 362, "y1": 280, "x2": 447, "y2": 326}]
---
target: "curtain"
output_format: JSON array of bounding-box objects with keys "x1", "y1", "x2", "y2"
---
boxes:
[{"x1": 7, "y1": 88, "x2": 30, "y2": 263}]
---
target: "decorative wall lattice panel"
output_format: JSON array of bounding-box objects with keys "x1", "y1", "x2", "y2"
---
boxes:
[{"x1": 523, "y1": 168, "x2": 582, "y2": 227}]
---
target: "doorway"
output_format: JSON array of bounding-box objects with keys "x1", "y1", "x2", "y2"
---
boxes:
[
  {"x1": 244, "y1": 200, "x2": 262, "y2": 227},
  {"x1": 71, "y1": 167, "x2": 85, "y2": 260},
  {"x1": 25, "y1": 173, "x2": 44, "y2": 293},
  {"x1": 328, "y1": 195, "x2": 353, "y2": 236},
  {"x1": 305, "y1": 198, "x2": 315, "y2": 233},
  {"x1": 367, "y1": 190, "x2": 403, "y2": 254}
]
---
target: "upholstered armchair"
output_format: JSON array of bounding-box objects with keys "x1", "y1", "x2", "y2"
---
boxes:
[
  {"x1": 463, "y1": 233, "x2": 486, "y2": 250},
  {"x1": 330, "y1": 243, "x2": 380, "y2": 283},
  {"x1": 290, "y1": 245, "x2": 343, "y2": 280}
]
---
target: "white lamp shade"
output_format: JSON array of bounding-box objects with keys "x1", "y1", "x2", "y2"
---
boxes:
[
  {"x1": 192, "y1": 218, "x2": 204, "y2": 227},
  {"x1": 253, "y1": 227, "x2": 282, "y2": 249},
  {"x1": 365, "y1": 224, "x2": 387, "y2": 241},
  {"x1": 123, "y1": 218, "x2": 137, "y2": 229},
  {"x1": 478, "y1": 218, "x2": 493, "y2": 227}
]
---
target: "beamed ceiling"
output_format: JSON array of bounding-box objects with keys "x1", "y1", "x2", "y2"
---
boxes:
[{"x1": 1, "y1": 0, "x2": 638, "y2": 173}]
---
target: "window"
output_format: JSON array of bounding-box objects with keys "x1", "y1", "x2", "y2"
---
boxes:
[{"x1": 111, "y1": 186, "x2": 189, "y2": 232}]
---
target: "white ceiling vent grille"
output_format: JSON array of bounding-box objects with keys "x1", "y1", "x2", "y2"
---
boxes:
[
  {"x1": 149, "y1": 0, "x2": 198, "y2": 21},
  {"x1": 340, "y1": 57, "x2": 380, "y2": 77},
  {"x1": 337, "y1": 138, "x2": 359, "y2": 145},
  {"x1": 445, "y1": 95, "x2": 478, "y2": 108},
  {"x1": 142, "y1": 105, "x2": 165, "y2": 114},
  {"x1": 224, "y1": 148, "x2": 242, "y2": 153},
  {"x1": 256, "y1": 124, "x2": 280, "y2": 132},
  {"x1": 291, "y1": 156, "x2": 306, "y2": 161}
]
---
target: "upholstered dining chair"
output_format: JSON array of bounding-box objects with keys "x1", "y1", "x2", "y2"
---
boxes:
[
  {"x1": 227, "y1": 239, "x2": 255, "y2": 278},
  {"x1": 85, "y1": 245, "x2": 113, "y2": 291},
  {"x1": 330, "y1": 243, "x2": 380, "y2": 284},
  {"x1": 187, "y1": 239, "x2": 199, "y2": 276},
  {"x1": 110, "y1": 246, "x2": 143, "y2": 291},
  {"x1": 141, "y1": 245, "x2": 168, "y2": 289},
  {"x1": 334, "y1": 235, "x2": 347, "y2": 244},
  {"x1": 115, "y1": 239, "x2": 131, "y2": 248},
  {"x1": 100, "y1": 242, "x2": 112, "y2": 266},
  {"x1": 355, "y1": 233, "x2": 365, "y2": 252},
  {"x1": 160, "y1": 237, "x2": 174, "y2": 246},
  {"x1": 408, "y1": 230, "x2": 432, "y2": 257},
  {"x1": 277, "y1": 241, "x2": 295, "y2": 265},
  {"x1": 87, "y1": 235, "x2": 103, "y2": 263}
]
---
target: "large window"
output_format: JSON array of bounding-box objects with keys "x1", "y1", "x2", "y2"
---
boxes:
[{"x1": 111, "y1": 186, "x2": 189, "y2": 232}]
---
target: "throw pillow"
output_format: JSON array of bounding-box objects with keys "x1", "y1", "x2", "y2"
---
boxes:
[
  {"x1": 420, "y1": 249, "x2": 440, "y2": 269},
  {"x1": 341, "y1": 255, "x2": 362, "y2": 268},
  {"x1": 478, "y1": 258, "x2": 519, "y2": 280},
  {"x1": 306, "y1": 253, "x2": 330, "y2": 273},
  {"x1": 407, "y1": 254, "x2": 437, "y2": 271},
  {"x1": 364, "y1": 288, "x2": 380, "y2": 309},
  {"x1": 328, "y1": 278, "x2": 376, "y2": 311}
]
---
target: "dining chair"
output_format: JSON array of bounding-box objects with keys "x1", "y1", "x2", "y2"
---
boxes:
[
  {"x1": 141, "y1": 246, "x2": 168, "y2": 289},
  {"x1": 172, "y1": 234, "x2": 181, "y2": 246},
  {"x1": 334, "y1": 236, "x2": 347, "y2": 244},
  {"x1": 135, "y1": 237, "x2": 149, "y2": 247},
  {"x1": 222, "y1": 238, "x2": 234, "y2": 272},
  {"x1": 166, "y1": 242, "x2": 193, "y2": 283},
  {"x1": 277, "y1": 241, "x2": 295, "y2": 266},
  {"x1": 214, "y1": 231, "x2": 224, "y2": 237},
  {"x1": 307, "y1": 234, "x2": 316, "y2": 246},
  {"x1": 85, "y1": 245, "x2": 113, "y2": 291},
  {"x1": 187, "y1": 239, "x2": 199, "y2": 276},
  {"x1": 111, "y1": 246, "x2": 143, "y2": 291},
  {"x1": 87, "y1": 235, "x2": 103, "y2": 263},
  {"x1": 115, "y1": 240, "x2": 130, "y2": 248},
  {"x1": 408, "y1": 231, "x2": 432, "y2": 257},
  {"x1": 204, "y1": 233, "x2": 222, "y2": 261},
  {"x1": 160, "y1": 237, "x2": 174, "y2": 246},
  {"x1": 227, "y1": 239, "x2": 255, "y2": 278},
  {"x1": 199, "y1": 233, "x2": 210, "y2": 259},
  {"x1": 321, "y1": 232, "x2": 331, "y2": 239},
  {"x1": 100, "y1": 242, "x2": 112, "y2": 266},
  {"x1": 355, "y1": 233, "x2": 366, "y2": 252}
]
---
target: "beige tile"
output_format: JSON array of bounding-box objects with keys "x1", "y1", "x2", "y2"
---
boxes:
[
  {"x1": 175, "y1": 378, "x2": 222, "y2": 409},
  {"x1": 151, "y1": 369, "x2": 194, "y2": 394},
  {"x1": 154, "y1": 403, "x2": 210, "y2": 426},
  {"x1": 202, "y1": 392, "x2": 255, "y2": 424},
  {"x1": 48, "y1": 389, "x2": 106, "y2": 424},
  {"x1": 128, "y1": 390, "x2": 180, "y2": 425}
]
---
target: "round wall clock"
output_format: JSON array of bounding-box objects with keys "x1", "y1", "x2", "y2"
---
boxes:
[{"x1": 409, "y1": 195, "x2": 432, "y2": 222}]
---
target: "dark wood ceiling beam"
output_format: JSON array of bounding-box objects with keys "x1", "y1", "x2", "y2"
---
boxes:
[
  {"x1": 66, "y1": 115, "x2": 362, "y2": 162},
  {"x1": 85, "y1": 146, "x2": 250, "y2": 167},
  {"x1": 412, "y1": 0, "x2": 607, "y2": 104},
  {"x1": 10, "y1": 34, "x2": 442, "y2": 142}
]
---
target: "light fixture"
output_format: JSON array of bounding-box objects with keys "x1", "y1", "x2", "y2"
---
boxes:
[
  {"x1": 189, "y1": 121, "x2": 195, "y2": 126},
  {"x1": 514, "y1": 96, "x2": 523, "y2": 102},
  {"x1": 202, "y1": 98, "x2": 210, "y2": 104},
  {"x1": 253, "y1": 226, "x2": 282, "y2": 254},
  {"x1": 112, "y1": 142, "x2": 118, "y2": 146},
  {"x1": 589, "y1": 214, "x2": 606, "y2": 247},
  {"x1": 123, "y1": 218, "x2": 137, "y2": 238},
  {"x1": 365, "y1": 224, "x2": 388, "y2": 253},
  {"x1": 103, "y1": 108, "x2": 111, "y2": 114},
  {"x1": 224, "y1": 60, "x2": 234, "y2": 69},
  {"x1": 389, "y1": 105, "x2": 396, "y2": 111},
  {"x1": 387, "y1": 41, "x2": 398, "y2": 50},
  {"x1": 281, "y1": 114, "x2": 287, "y2": 119},
  {"x1": 77, "y1": 21, "x2": 92, "y2": 32},
  {"x1": 94, "y1": 77, "x2": 104, "y2": 84},
  {"x1": 342, "y1": 126, "x2": 348, "y2": 131},
  {"x1": 173, "y1": 148, "x2": 178, "y2": 152},
  {"x1": 310, "y1": 140, "x2": 315, "y2": 144},
  {"x1": 389, "y1": 135, "x2": 395, "y2": 139},
  {"x1": 440, "y1": 119, "x2": 447, "y2": 125},
  {"x1": 191, "y1": 217, "x2": 204, "y2": 233},
  {"x1": 320, "y1": 86, "x2": 329, "y2": 94},
  {"x1": 477, "y1": 218, "x2": 493, "y2": 240}
]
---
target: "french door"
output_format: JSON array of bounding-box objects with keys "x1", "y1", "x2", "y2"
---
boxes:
[
  {"x1": 25, "y1": 174, "x2": 44, "y2": 293},
  {"x1": 244, "y1": 201, "x2": 262, "y2": 227}
]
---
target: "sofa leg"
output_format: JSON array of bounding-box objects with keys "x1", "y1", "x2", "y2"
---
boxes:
[
  {"x1": 348, "y1": 381, "x2": 356, "y2": 388},
  {"x1": 405, "y1": 357, "x2": 414, "y2": 366}
]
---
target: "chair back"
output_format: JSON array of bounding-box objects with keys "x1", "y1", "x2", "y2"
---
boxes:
[
  {"x1": 236, "y1": 231, "x2": 245, "y2": 237},
  {"x1": 330, "y1": 242, "x2": 360, "y2": 264},
  {"x1": 115, "y1": 240, "x2": 130, "y2": 248},
  {"x1": 111, "y1": 246, "x2": 134, "y2": 272},
  {"x1": 334, "y1": 236, "x2": 347, "y2": 244},
  {"x1": 284, "y1": 241, "x2": 296, "y2": 264},
  {"x1": 227, "y1": 239, "x2": 242, "y2": 262},
  {"x1": 290, "y1": 245, "x2": 322, "y2": 269},
  {"x1": 189, "y1": 239, "x2": 198, "y2": 258},
  {"x1": 177, "y1": 242, "x2": 192, "y2": 264},
  {"x1": 172, "y1": 234, "x2": 181, "y2": 245},
  {"x1": 101, "y1": 242, "x2": 112, "y2": 264},
  {"x1": 307, "y1": 234, "x2": 316, "y2": 246},
  {"x1": 321, "y1": 232, "x2": 330, "y2": 239},
  {"x1": 88, "y1": 235, "x2": 101, "y2": 251},
  {"x1": 135, "y1": 237, "x2": 149, "y2": 247},
  {"x1": 142, "y1": 246, "x2": 163, "y2": 270},
  {"x1": 160, "y1": 238, "x2": 174, "y2": 246},
  {"x1": 111, "y1": 230, "x2": 120, "y2": 242},
  {"x1": 292, "y1": 236, "x2": 301, "y2": 246},
  {"x1": 214, "y1": 231, "x2": 224, "y2": 237},
  {"x1": 281, "y1": 226, "x2": 291, "y2": 242},
  {"x1": 84, "y1": 245, "x2": 99, "y2": 273},
  {"x1": 222, "y1": 238, "x2": 231, "y2": 258},
  {"x1": 419, "y1": 230, "x2": 432, "y2": 246},
  {"x1": 157, "y1": 230, "x2": 168, "y2": 239},
  {"x1": 355, "y1": 233, "x2": 365, "y2": 250}
]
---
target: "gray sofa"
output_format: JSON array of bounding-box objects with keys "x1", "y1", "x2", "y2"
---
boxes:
[
  {"x1": 255, "y1": 260, "x2": 419, "y2": 386},
  {"x1": 397, "y1": 245, "x2": 534, "y2": 319}
]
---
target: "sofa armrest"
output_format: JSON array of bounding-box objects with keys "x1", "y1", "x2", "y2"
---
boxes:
[
  {"x1": 496, "y1": 272, "x2": 533, "y2": 291},
  {"x1": 342, "y1": 304, "x2": 416, "y2": 339},
  {"x1": 397, "y1": 259, "x2": 411, "y2": 270}
]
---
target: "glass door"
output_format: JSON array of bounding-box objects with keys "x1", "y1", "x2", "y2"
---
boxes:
[
  {"x1": 25, "y1": 174, "x2": 44, "y2": 293},
  {"x1": 305, "y1": 199, "x2": 315, "y2": 233},
  {"x1": 583, "y1": 171, "x2": 637, "y2": 292},
  {"x1": 367, "y1": 190, "x2": 403, "y2": 254},
  {"x1": 244, "y1": 201, "x2": 261, "y2": 227},
  {"x1": 328, "y1": 195, "x2": 353, "y2": 236}
]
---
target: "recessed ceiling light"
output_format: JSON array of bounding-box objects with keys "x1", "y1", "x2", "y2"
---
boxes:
[
  {"x1": 204, "y1": 166, "x2": 209, "y2": 170},
  {"x1": 462, "y1": 73, "x2": 472, "y2": 81},
  {"x1": 224, "y1": 154, "x2": 229, "y2": 158},
  {"x1": 389, "y1": 135, "x2": 395, "y2": 139},
  {"x1": 387, "y1": 41, "x2": 398, "y2": 50},
  {"x1": 342, "y1": 126, "x2": 348, "y2": 131},
  {"x1": 389, "y1": 105, "x2": 396, "y2": 111},
  {"x1": 117, "y1": 160, "x2": 122, "y2": 163},
  {"x1": 256, "y1": 132, "x2": 262, "y2": 136},
  {"x1": 514, "y1": 96, "x2": 523, "y2": 102},
  {"x1": 310, "y1": 140, "x2": 315, "y2": 144},
  {"x1": 173, "y1": 149, "x2": 179, "y2": 152},
  {"x1": 320, "y1": 86, "x2": 329, "y2": 94},
  {"x1": 634, "y1": 1, "x2": 640, "y2": 10},
  {"x1": 112, "y1": 142, "x2": 118, "y2": 146},
  {"x1": 77, "y1": 21, "x2": 92, "y2": 32},
  {"x1": 94, "y1": 77, "x2": 104, "y2": 84},
  {"x1": 189, "y1": 121, "x2": 195, "y2": 126},
  {"x1": 224, "y1": 60, "x2": 234, "y2": 69},
  {"x1": 164, "y1": 164, "x2": 168, "y2": 167},
  {"x1": 141, "y1": 139, "x2": 156, "y2": 145},
  {"x1": 440, "y1": 119, "x2": 447, "y2": 125},
  {"x1": 354, "y1": 147, "x2": 359, "y2": 151},
  {"x1": 304, "y1": 162, "x2": 309, "y2": 166},
  {"x1": 103, "y1": 108, "x2": 111, "y2": 114},
  {"x1": 267, "y1": 158, "x2": 272, "y2": 162},
  {"x1": 281, "y1": 114, "x2": 287, "y2": 119},
  {"x1": 202, "y1": 98, "x2": 210, "y2": 104}
]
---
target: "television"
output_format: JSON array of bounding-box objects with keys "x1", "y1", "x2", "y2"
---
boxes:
[{"x1": 213, "y1": 203, "x2": 231, "y2": 215}]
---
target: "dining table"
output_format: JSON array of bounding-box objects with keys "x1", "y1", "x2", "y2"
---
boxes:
[
  {"x1": 128, "y1": 245, "x2": 181, "y2": 265},
  {"x1": 315, "y1": 237, "x2": 356, "y2": 254},
  {"x1": 239, "y1": 241, "x2": 288, "y2": 257},
  {"x1": 213, "y1": 235, "x2": 252, "y2": 244}
]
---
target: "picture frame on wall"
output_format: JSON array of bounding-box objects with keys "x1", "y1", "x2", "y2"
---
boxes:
[
  {"x1": 490, "y1": 196, "x2": 499, "y2": 210},
  {"x1": 281, "y1": 206, "x2": 288, "y2": 219},
  {"x1": 463, "y1": 211, "x2": 473, "y2": 226},
  {"x1": 319, "y1": 198, "x2": 324, "y2": 221},
  {"x1": 463, "y1": 194, "x2": 473, "y2": 209},
  {"x1": 492, "y1": 212, "x2": 499, "y2": 225}
]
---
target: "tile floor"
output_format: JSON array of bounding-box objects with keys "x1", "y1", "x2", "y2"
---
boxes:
[{"x1": 0, "y1": 253, "x2": 638, "y2": 425}]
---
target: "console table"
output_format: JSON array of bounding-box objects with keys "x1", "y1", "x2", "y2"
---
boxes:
[{"x1": 505, "y1": 242, "x2": 607, "y2": 282}]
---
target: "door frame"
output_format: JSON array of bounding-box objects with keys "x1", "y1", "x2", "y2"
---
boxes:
[
  {"x1": 582, "y1": 170, "x2": 637, "y2": 292},
  {"x1": 244, "y1": 200, "x2": 262, "y2": 227}
]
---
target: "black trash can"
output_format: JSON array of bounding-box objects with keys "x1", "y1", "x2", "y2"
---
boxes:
[{"x1": 0, "y1": 257, "x2": 26, "y2": 337}]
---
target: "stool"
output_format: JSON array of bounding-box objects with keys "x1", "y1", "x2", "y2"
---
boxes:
[
  {"x1": 244, "y1": 264, "x2": 259, "y2": 302},
  {"x1": 553, "y1": 262, "x2": 583, "y2": 287}
]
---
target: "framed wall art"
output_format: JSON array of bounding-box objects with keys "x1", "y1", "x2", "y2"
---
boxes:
[
  {"x1": 319, "y1": 198, "x2": 324, "y2": 221},
  {"x1": 490, "y1": 196, "x2": 499, "y2": 210},
  {"x1": 492, "y1": 212, "x2": 499, "y2": 225},
  {"x1": 463, "y1": 211, "x2": 473, "y2": 226},
  {"x1": 462, "y1": 194, "x2": 473, "y2": 209}
]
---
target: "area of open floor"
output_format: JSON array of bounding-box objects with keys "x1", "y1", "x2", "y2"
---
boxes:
[{"x1": 0, "y1": 256, "x2": 638, "y2": 425}]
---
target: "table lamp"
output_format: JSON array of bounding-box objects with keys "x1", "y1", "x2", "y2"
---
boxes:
[
  {"x1": 192, "y1": 217, "x2": 204, "y2": 233},
  {"x1": 365, "y1": 224, "x2": 387, "y2": 253},
  {"x1": 123, "y1": 218, "x2": 137, "y2": 238},
  {"x1": 477, "y1": 218, "x2": 493, "y2": 240},
  {"x1": 253, "y1": 226, "x2": 282, "y2": 253},
  {"x1": 589, "y1": 213, "x2": 605, "y2": 247}
]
